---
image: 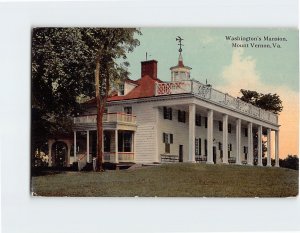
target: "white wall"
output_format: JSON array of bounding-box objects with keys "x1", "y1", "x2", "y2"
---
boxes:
[
  {"x1": 157, "y1": 106, "x2": 190, "y2": 161},
  {"x1": 108, "y1": 101, "x2": 158, "y2": 163},
  {"x1": 124, "y1": 82, "x2": 137, "y2": 95},
  {"x1": 156, "y1": 106, "x2": 252, "y2": 164},
  {"x1": 85, "y1": 101, "x2": 256, "y2": 164}
]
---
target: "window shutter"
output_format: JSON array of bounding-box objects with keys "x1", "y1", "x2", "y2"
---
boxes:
[
  {"x1": 178, "y1": 110, "x2": 181, "y2": 122},
  {"x1": 163, "y1": 133, "x2": 166, "y2": 143},
  {"x1": 199, "y1": 138, "x2": 202, "y2": 155},
  {"x1": 196, "y1": 114, "x2": 202, "y2": 126},
  {"x1": 169, "y1": 108, "x2": 172, "y2": 120},
  {"x1": 170, "y1": 134, "x2": 173, "y2": 144},
  {"x1": 245, "y1": 128, "x2": 248, "y2": 137},
  {"x1": 163, "y1": 107, "x2": 167, "y2": 119},
  {"x1": 219, "y1": 121, "x2": 223, "y2": 131},
  {"x1": 219, "y1": 142, "x2": 222, "y2": 150},
  {"x1": 228, "y1": 124, "x2": 231, "y2": 133}
]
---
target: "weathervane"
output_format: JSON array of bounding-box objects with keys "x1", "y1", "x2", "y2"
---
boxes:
[{"x1": 176, "y1": 36, "x2": 184, "y2": 53}]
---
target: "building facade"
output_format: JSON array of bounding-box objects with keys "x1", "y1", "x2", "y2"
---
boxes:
[{"x1": 66, "y1": 53, "x2": 280, "y2": 169}]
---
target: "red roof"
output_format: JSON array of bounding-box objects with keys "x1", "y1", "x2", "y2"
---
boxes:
[
  {"x1": 83, "y1": 76, "x2": 164, "y2": 105},
  {"x1": 124, "y1": 78, "x2": 139, "y2": 85},
  {"x1": 107, "y1": 75, "x2": 164, "y2": 101}
]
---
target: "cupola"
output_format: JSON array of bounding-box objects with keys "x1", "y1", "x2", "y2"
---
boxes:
[{"x1": 170, "y1": 36, "x2": 192, "y2": 81}]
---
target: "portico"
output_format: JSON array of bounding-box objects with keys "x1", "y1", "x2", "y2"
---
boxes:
[{"x1": 155, "y1": 79, "x2": 280, "y2": 166}]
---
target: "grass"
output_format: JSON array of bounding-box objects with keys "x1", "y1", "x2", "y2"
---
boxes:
[{"x1": 31, "y1": 163, "x2": 299, "y2": 197}]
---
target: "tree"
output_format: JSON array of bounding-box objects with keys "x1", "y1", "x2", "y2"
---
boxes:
[
  {"x1": 31, "y1": 28, "x2": 141, "y2": 171},
  {"x1": 279, "y1": 155, "x2": 299, "y2": 170},
  {"x1": 239, "y1": 89, "x2": 283, "y2": 114},
  {"x1": 239, "y1": 89, "x2": 283, "y2": 161}
]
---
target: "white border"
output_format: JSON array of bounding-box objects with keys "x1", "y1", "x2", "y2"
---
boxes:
[{"x1": 0, "y1": 1, "x2": 299, "y2": 232}]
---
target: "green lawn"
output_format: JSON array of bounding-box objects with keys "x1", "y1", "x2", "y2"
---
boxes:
[{"x1": 31, "y1": 163, "x2": 298, "y2": 197}]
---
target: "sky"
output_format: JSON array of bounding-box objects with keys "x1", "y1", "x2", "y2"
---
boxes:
[{"x1": 125, "y1": 28, "x2": 299, "y2": 158}]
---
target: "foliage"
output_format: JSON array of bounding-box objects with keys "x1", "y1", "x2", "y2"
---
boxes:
[
  {"x1": 31, "y1": 28, "x2": 141, "y2": 159},
  {"x1": 240, "y1": 89, "x2": 283, "y2": 158},
  {"x1": 239, "y1": 89, "x2": 283, "y2": 114},
  {"x1": 280, "y1": 155, "x2": 299, "y2": 170}
]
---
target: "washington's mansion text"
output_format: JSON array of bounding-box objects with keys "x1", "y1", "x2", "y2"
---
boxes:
[{"x1": 225, "y1": 35, "x2": 288, "y2": 49}]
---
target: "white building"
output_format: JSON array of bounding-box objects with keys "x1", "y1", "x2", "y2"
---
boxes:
[{"x1": 66, "y1": 52, "x2": 280, "y2": 169}]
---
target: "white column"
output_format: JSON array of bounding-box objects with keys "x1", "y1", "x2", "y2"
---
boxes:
[
  {"x1": 207, "y1": 109, "x2": 214, "y2": 164},
  {"x1": 267, "y1": 128, "x2": 272, "y2": 167},
  {"x1": 74, "y1": 131, "x2": 77, "y2": 162},
  {"x1": 115, "y1": 130, "x2": 119, "y2": 163},
  {"x1": 132, "y1": 132, "x2": 135, "y2": 162},
  {"x1": 67, "y1": 142, "x2": 71, "y2": 167},
  {"x1": 235, "y1": 119, "x2": 241, "y2": 165},
  {"x1": 257, "y1": 126, "x2": 263, "y2": 166},
  {"x1": 188, "y1": 104, "x2": 196, "y2": 162},
  {"x1": 222, "y1": 114, "x2": 228, "y2": 164},
  {"x1": 86, "y1": 130, "x2": 90, "y2": 163},
  {"x1": 247, "y1": 122, "x2": 253, "y2": 165},
  {"x1": 275, "y1": 130, "x2": 279, "y2": 167},
  {"x1": 48, "y1": 140, "x2": 53, "y2": 167}
]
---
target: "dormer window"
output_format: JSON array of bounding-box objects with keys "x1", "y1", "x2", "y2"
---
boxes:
[
  {"x1": 119, "y1": 83, "x2": 124, "y2": 95},
  {"x1": 124, "y1": 106, "x2": 132, "y2": 114}
]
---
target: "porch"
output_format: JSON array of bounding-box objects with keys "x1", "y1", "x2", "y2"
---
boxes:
[
  {"x1": 73, "y1": 112, "x2": 137, "y2": 170},
  {"x1": 103, "y1": 152, "x2": 135, "y2": 163}
]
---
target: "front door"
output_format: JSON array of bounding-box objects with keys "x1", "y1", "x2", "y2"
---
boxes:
[
  {"x1": 179, "y1": 145, "x2": 183, "y2": 162},
  {"x1": 213, "y1": 146, "x2": 217, "y2": 164}
]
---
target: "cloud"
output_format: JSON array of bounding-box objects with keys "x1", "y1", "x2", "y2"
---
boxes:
[{"x1": 216, "y1": 48, "x2": 299, "y2": 158}]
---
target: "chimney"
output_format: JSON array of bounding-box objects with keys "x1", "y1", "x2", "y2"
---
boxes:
[{"x1": 141, "y1": 60, "x2": 158, "y2": 80}]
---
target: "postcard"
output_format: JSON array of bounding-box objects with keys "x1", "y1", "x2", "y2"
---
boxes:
[{"x1": 31, "y1": 27, "x2": 299, "y2": 197}]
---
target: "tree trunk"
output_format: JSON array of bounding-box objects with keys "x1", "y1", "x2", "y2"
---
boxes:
[{"x1": 95, "y1": 59, "x2": 104, "y2": 171}]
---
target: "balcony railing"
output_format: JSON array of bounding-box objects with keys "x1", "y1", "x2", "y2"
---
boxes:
[
  {"x1": 155, "y1": 80, "x2": 278, "y2": 125},
  {"x1": 103, "y1": 152, "x2": 134, "y2": 163},
  {"x1": 74, "y1": 112, "x2": 136, "y2": 124}
]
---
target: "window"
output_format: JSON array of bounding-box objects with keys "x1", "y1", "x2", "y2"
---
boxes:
[
  {"x1": 205, "y1": 117, "x2": 208, "y2": 128},
  {"x1": 123, "y1": 132, "x2": 132, "y2": 152},
  {"x1": 124, "y1": 106, "x2": 132, "y2": 114},
  {"x1": 178, "y1": 110, "x2": 186, "y2": 123},
  {"x1": 119, "y1": 83, "x2": 124, "y2": 95},
  {"x1": 163, "y1": 107, "x2": 172, "y2": 120},
  {"x1": 218, "y1": 142, "x2": 222, "y2": 150},
  {"x1": 228, "y1": 124, "x2": 232, "y2": 133},
  {"x1": 228, "y1": 143, "x2": 232, "y2": 151},
  {"x1": 219, "y1": 121, "x2": 223, "y2": 131},
  {"x1": 199, "y1": 138, "x2": 202, "y2": 155},
  {"x1": 118, "y1": 131, "x2": 133, "y2": 152},
  {"x1": 244, "y1": 146, "x2": 248, "y2": 160},
  {"x1": 104, "y1": 132, "x2": 111, "y2": 152},
  {"x1": 244, "y1": 128, "x2": 248, "y2": 137},
  {"x1": 163, "y1": 133, "x2": 173, "y2": 144},
  {"x1": 195, "y1": 138, "x2": 201, "y2": 155},
  {"x1": 195, "y1": 114, "x2": 201, "y2": 126},
  {"x1": 163, "y1": 132, "x2": 173, "y2": 153},
  {"x1": 204, "y1": 139, "x2": 207, "y2": 155}
]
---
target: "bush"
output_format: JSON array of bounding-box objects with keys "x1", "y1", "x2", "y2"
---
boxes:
[{"x1": 280, "y1": 155, "x2": 299, "y2": 170}]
